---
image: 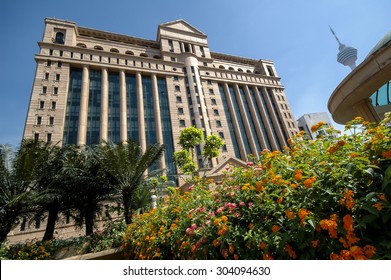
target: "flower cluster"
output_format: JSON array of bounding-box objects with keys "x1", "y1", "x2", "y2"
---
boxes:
[{"x1": 121, "y1": 115, "x2": 391, "y2": 260}]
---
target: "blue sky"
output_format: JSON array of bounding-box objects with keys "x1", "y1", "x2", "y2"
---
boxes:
[{"x1": 1, "y1": 0, "x2": 390, "y2": 147}]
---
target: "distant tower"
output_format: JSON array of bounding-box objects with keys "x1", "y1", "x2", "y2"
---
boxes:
[{"x1": 330, "y1": 26, "x2": 358, "y2": 70}]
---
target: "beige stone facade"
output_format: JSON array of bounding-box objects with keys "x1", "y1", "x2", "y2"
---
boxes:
[
  {"x1": 19, "y1": 18, "x2": 300, "y2": 243},
  {"x1": 24, "y1": 18, "x2": 298, "y2": 168}
]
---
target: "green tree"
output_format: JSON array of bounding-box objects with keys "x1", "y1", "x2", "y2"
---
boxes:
[
  {"x1": 0, "y1": 140, "x2": 48, "y2": 243},
  {"x1": 174, "y1": 127, "x2": 224, "y2": 176},
  {"x1": 96, "y1": 141, "x2": 165, "y2": 224},
  {"x1": 61, "y1": 145, "x2": 115, "y2": 235}
]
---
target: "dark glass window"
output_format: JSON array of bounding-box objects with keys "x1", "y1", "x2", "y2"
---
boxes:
[
  {"x1": 47, "y1": 133, "x2": 52, "y2": 143},
  {"x1": 178, "y1": 108, "x2": 184, "y2": 114},
  {"x1": 228, "y1": 85, "x2": 251, "y2": 157},
  {"x1": 57, "y1": 61, "x2": 62, "y2": 68},
  {"x1": 218, "y1": 84, "x2": 240, "y2": 158},
  {"x1": 51, "y1": 101, "x2": 56, "y2": 110},
  {"x1": 37, "y1": 116, "x2": 42, "y2": 125},
  {"x1": 158, "y1": 77, "x2": 177, "y2": 181},
  {"x1": 248, "y1": 87, "x2": 272, "y2": 150},
  {"x1": 63, "y1": 68, "x2": 82, "y2": 145},
  {"x1": 45, "y1": 73, "x2": 49, "y2": 80},
  {"x1": 175, "y1": 85, "x2": 180, "y2": 91},
  {"x1": 179, "y1": 119, "x2": 186, "y2": 127},
  {"x1": 238, "y1": 86, "x2": 262, "y2": 154},
  {"x1": 108, "y1": 72, "x2": 120, "y2": 143},
  {"x1": 86, "y1": 70, "x2": 101, "y2": 145},
  {"x1": 39, "y1": 101, "x2": 45, "y2": 109},
  {"x1": 176, "y1": 96, "x2": 182, "y2": 103},
  {"x1": 42, "y1": 86, "x2": 47, "y2": 94},
  {"x1": 53, "y1": 87, "x2": 58, "y2": 95},
  {"x1": 49, "y1": 116, "x2": 54, "y2": 125},
  {"x1": 56, "y1": 74, "x2": 60, "y2": 81},
  {"x1": 55, "y1": 32, "x2": 64, "y2": 44},
  {"x1": 126, "y1": 74, "x2": 138, "y2": 143},
  {"x1": 34, "y1": 133, "x2": 39, "y2": 142},
  {"x1": 47, "y1": 60, "x2": 51, "y2": 67}
]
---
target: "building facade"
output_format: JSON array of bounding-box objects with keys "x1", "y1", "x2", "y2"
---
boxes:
[
  {"x1": 297, "y1": 112, "x2": 333, "y2": 140},
  {"x1": 24, "y1": 18, "x2": 299, "y2": 179}
]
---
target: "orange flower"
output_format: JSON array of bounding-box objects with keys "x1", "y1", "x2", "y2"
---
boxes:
[
  {"x1": 298, "y1": 208, "x2": 310, "y2": 221},
  {"x1": 294, "y1": 170, "x2": 303, "y2": 181},
  {"x1": 234, "y1": 254, "x2": 239, "y2": 260},
  {"x1": 229, "y1": 243, "x2": 235, "y2": 254},
  {"x1": 290, "y1": 183, "x2": 298, "y2": 189},
  {"x1": 259, "y1": 242, "x2": 267, "y2": 250},
  {"x1": 319, "y1": 218, "x2": 338, "y2": 238},
  {"x1": 339, "y1": 190, "x2": 355, "y2": 210},
  {"x1": 272, "y1": 225, "x2": 280, "y2": 233},
  {"x1": 350, "y1": 246, "x2": 366, "y2": 260},
  {"x1": 214, "y1": 218, "x2": 220, "y2": 226},
  {"x1": 263, "y1": 252, "x2": 273, "y2": 260},
  {"x1": 378, "y1": 194, "x2": 387, "y2": 201},
  {"x1": 249, "y1": 223, "x2": 254, "y2": 230},
  {"x1": 213, "y1": 239, "x2": 221, "y2": 247},
  {"x1": 373, "y1": 203, "x2": 384, "y2": 211},
  {"x1": 363, "y1": 245, "x2": 376, "y2": 259},
  {"x1": 312, "y1": 240, "x2": 319, "y2": 248},
  {"x1": 221, "y1": 215, "x2": 228, "y2": 223},
  {"x1": 277, "y1": 197, "x2": 283, "y2": 204},
  {"x1": 284, "y1": 244, "x2": 297, "y2": 259},
  {"x1": 304, "y1": 177, "x2": 316, "y2": 188},
  {"x1": 256, "y1": 181, "x2": 264, "y2": 192},
  {"x1": 382, "y1": 149, "x2": 391, "y2": 158},
  {"x1": 285, "y1": 209, "x2": 295, "y2": 220}
]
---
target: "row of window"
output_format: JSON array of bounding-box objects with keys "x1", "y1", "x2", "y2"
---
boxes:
[
  {"x1": 34, "y1": 132, "x2": 52, "y2": 143},
  {"x1": 38, "y1": 100, "x2": 57, "y2": 110},
  {"x1": 43, "y1": 72, "x2": 61, "y2": 81},
  {"x1": 35, "y1": 115, "x2": 55, "y2": 125},
  {"x1": 42, "y1": 86, "x2": 59, "y2": 95}
]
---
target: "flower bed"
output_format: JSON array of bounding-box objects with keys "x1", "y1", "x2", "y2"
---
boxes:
[{"x1": 122, "y1": 115, "x2": 391, "y2": 259}]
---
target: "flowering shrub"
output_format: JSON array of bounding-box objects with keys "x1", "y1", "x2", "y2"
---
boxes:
[{"x1": 122, "y1": 114, "x2": 391, "y2": 259}]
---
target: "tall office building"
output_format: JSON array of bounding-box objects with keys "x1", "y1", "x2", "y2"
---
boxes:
[{"x1": 24, "y1": 18, "x2": 299, "y2": 179}]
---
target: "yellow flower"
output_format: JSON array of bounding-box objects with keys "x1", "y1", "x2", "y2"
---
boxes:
[{"x1": 221, "y1": 215, "x2": 228, "y2": 223}]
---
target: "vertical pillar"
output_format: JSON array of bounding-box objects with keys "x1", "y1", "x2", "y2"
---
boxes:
[
  {"x1": 233, "y1": 84, "x2": 258, "y2": 157},
  {"x1": 100, "y1": 68, "x2": 108, "y2": 143},
  {"x1": 223, "y1": 83, "x2": 246, "y2": 160},
  {"x1": 136, "y1": 72, "x2": 146, "y2": 151},
  {"x1": 151, "y1": 74, "x2": 166, "y2": 170},
  {"x1": 353, "y1": 98, "x2": 381, "y2": 123},
  {"x1": 77, "y1": 65, "x2": 89, "y2": 146},
  {"x1": 119, "y1": 70, "x2": 127, "y2": 143}
]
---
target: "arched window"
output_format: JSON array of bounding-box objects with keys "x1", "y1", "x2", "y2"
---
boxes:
[
  {"x1": 77, "y1": 43, "x2": 87, "y2": 48},
  {"x1": 238, "y1": 68, "x2": 243, "y2": 72},
  {"x1": 94, "y1": 45, "x2": 103, "y2": 50},
  {"x1": 55, "y1": 32, "x2": 64, "y2": 44},
  {"x1": 110, "y1": 48, "x2": 119, "y2": 53},
  {"x1": 153, "y1": 55, "x2": 161, "y2": 59},
  {"x1": 246, "y1": 70, "x2": 252, "y2": 73},
  {"x1": 228, "y1": 67, "x2": 235, "y2": 71},
  {"x1": 140, "y1": 53, "x2": 148, "y2": 57},
  {"x1": 125, "y1": 50, "x2": 134, "y2": 55},
  {"x1": 219, "y1": 65, "x2": 225, "y2": 69}
]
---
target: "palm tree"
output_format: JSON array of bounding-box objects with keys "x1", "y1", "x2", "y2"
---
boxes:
[
  {"x1": 96, "y1": 141, "x2": 165, "y2": 224},
  {"x1": 61, "y1": 145, "x2": 115, "y2": 236},
  {"x1": 0, "y1": 140, "x2": 47, "y2": 243}
]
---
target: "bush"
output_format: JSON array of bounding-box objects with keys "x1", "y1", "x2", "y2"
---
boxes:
[{"x1": 121, "y1": 114, "x2": 391, "y2": 259}]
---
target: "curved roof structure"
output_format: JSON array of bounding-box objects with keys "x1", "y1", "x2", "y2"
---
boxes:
[{"x1": 328, "y1": 30, "x2": 391, "y2": 124}]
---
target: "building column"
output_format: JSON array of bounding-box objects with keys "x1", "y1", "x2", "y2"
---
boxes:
[
  {"x1": 77, "y1": 65, "x2": 89, "y2": 146},
  {"x1": 244, "y1": 85, "x2": 266, "y2": 156},
  {"x1": 136, "y1": 72, "x2": 146, "y2": 152},
  {"x1": 353, "y1": 98, "x2": 381, "y2": 123},
  {"x1": 151, "y1": 74, "x2": 166, "y2": 170},
  {"x1": 252, "y1": 86, "x2": 279, "y2": 151},
  {"x1": 223, "y1": 83, "x2": 247, "y2": 160},
  {"x1": 119, "y1": 70, "x2": 127, "y2": 143},
  {"x1": 233, "y1": 84, "x2": 258, "y2": 157},
  {"x1": 100, "y1": 68, "x2": 108, "y2": 143}
]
